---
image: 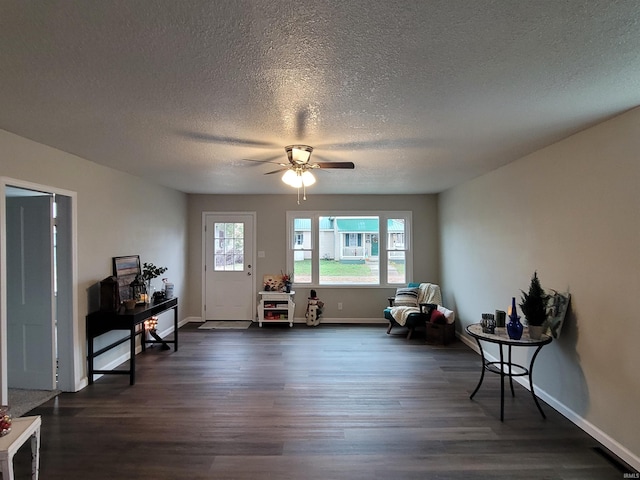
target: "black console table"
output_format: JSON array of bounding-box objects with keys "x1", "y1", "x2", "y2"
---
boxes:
[{"x1": 87, "y1": 297, "x2": 178, "y2": 385}]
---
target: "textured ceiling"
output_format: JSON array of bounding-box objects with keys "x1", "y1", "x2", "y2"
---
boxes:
[{"x1": 1, "y1": 1, "x2": 639, "y2": 194}]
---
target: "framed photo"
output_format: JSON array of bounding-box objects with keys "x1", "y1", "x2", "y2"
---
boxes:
[
  {"x1": 547, "y1": 290, "x2": 571, "y2": 339},
  {"x1": 112, "y1": 255, "x2": 141, "y2": 301},
  {"x1": 262, "y1": 274, "x2": 285, "y2": 292}
]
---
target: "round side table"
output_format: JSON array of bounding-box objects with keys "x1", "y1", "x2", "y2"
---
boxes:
[{"x1": 466, "y1": 323, "x2": 552, "y2": 421}]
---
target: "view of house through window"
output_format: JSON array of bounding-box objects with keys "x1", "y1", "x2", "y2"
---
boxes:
[
  {"x1": 289, "y1": 213, "x2": 410, "y2": 286},
  {"x1": 318, "y1": 216, "x2": 379, "y2": 284}
]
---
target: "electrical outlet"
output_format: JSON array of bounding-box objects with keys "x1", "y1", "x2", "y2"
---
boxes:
[{"x1": 338, "y1": 302, "x2": 343, "y2": 310}]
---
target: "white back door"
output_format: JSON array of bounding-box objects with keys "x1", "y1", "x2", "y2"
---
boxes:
[{"x1": 204, "y1": 213, "x2": 255, "y2": 320}]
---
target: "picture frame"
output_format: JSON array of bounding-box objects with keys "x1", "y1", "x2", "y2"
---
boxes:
[
  {"x1": 262, "y1": 274, "x2": 285, "y2": 292},
  {"x1": 112, "y1": 255, "x2": 141, "y2": 301},
  {"x1": 546, "y1": 290, "x2": 571, "y2": 339}
]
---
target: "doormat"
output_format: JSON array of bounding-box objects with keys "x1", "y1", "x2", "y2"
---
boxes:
[
  {"x1": 198, "y1": 321, "x2": 253, "y2": 330},
  {"x1": 9, "y1": 388, "x2": 61, "y2": 417}
]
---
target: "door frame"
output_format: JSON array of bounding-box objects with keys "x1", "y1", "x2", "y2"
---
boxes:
[
  {"x1": 201, "y1": 211, "x2": 256, "y2": 322},
  {"x1": 0, "y1": 177, "x2": 79, "y2": 403}
]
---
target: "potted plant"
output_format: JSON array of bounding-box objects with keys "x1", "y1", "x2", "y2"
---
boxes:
[
  {"x1": 142, "y1": 262, "x2": 168, "y2": 301},
  {"x1": 519, "y1": 271, "x2": 549, "y2": 339},
  {"x1": 281, "y1": 271, "x2": 293, "y2": 293}
]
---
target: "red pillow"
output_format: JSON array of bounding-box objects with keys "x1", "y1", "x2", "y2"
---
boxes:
[{"x1": 430, "y1": 309, "x2": 446, "y2": 324}]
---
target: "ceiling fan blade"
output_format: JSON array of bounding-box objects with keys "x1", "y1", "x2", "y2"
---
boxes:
[
  {"x1": 264, "y1": 168, "x2": 289, "y2": 175},
  {"x1": 315, "y1": 138, "x2": 433, "y2": 150},
  {"x1": 179, "y1": 131, "x2": 280, "y2": 148},
  {"x1": 240, "y1": 155, "x2": 286, "y2": 167},
  {"x1": 314, "y1": 162, "x2": 355, "y2": 169}
]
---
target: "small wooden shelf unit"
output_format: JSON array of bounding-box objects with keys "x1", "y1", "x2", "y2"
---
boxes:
[{"x1": 257, "y1": 291, "x2": 295, "y2": 327}]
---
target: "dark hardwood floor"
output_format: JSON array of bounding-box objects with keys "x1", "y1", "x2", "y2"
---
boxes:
[{"x1": 14, "y1": 323, "x2": 628, "y2": 479}]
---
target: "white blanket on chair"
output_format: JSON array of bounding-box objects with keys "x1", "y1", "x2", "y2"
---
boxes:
[{"x1": 390, "y1": 283, "x2": 442, "y2": 326}]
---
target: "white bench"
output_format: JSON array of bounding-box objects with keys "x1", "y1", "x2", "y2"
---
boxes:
[{"x1": 0, "y1": 415, "x2": 41, "y2": 480}]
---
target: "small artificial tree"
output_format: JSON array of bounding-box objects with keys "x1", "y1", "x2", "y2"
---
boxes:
[{"x1": 519, "y1": 271, "x2": 549, "y2": 327}]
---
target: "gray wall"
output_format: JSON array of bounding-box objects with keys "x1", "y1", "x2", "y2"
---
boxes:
[
  {"x1": 438, "y1": 107, "x2": 640, "y2": 468},
  {"x1": 1, "y1": 129, "x2": 189, "y2": 391},
  {"x1": 186, "y1": 194, "x2": 440, "y2": 321}
]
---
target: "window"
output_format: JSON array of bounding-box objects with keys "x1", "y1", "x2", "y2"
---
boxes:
[
  {"x1": 292, "y1": 217, "x2": 312, "y2": 282},
  {"x1": 287, "y1": 211, "x2": 412, "y2": 286},
  {"x1": 213, "y1": 222, "x2": 245, "y2": 271},
  {"x1": 386, "y1": 218, "x2": 407, "y2": 284}
]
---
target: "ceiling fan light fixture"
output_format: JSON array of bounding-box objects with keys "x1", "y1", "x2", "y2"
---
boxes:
[
  {"x1": 301, "y1": 170, "x2": 316, "y2": 186},
  {"x1": 281, "y1": 168, "x2": 315, "y2": 188},
  {"x1": 281, "y1": 145, "x2": 320, "y2": 204},
  {"x1": 285, "y1": 145, "x2": 313, "y2": 165},
  {"x1": 281, "y1": 169, "x2": 300, "y2": 187}
]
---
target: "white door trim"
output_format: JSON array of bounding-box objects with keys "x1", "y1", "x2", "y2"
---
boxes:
[
  {"x1": 201, "y1": 211, "x2": 257, "y2": 321},
  {"x1": 0, "y1": 177, "x2": 79, "y2": 404}
]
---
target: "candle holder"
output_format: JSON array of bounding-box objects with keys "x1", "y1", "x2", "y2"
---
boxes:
[
  {"x1": 481, "y1": 313, "x2": 496, "y2": 334},
  {"x1": 144, "y1": 316, "x2": 159, "y2": 331},
  {"x1": 144, "y1": 316, "x2": 170, "y2": 350},
  {"x1": 130, "y1": 274, "x2": 147, "y2": 305}
]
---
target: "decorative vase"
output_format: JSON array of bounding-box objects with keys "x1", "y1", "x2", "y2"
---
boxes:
[
  {"x1": 285, "y1": 282, "x2": 291, "y2": 293},
  {"x1": 146, "y1": 280, "x2": 158, "y2": 303},
  {"x1": 507, "y1": 297, "x2": 523, "y2": 340}
]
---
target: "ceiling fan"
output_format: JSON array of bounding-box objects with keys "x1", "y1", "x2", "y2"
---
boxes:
[{"x1": 258, "y1": 145, "x2": 354, "y2": 203}]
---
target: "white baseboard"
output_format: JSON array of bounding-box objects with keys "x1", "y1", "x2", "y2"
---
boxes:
[
  {"x1": 75, "y1": 377, "x2": 89, "y2": 391},
  {"x1": 187, "y1": 317, "x2": 387, "y2": 325},
  {"x1": 183, "y1": 316, "x2": 202, "y2": 323},
  {"x1": 290, "y1": 317, "x2": 386, "y2": 324},
  {"x1": 459, "y1": 334, "x2": 640, "y2": 471}
]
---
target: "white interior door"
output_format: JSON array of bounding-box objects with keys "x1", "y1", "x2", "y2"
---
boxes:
[
  {"x1": 204, "y1": 213, "x2": 255, "y2": 320},
  {"x1": 6, "y1": 194, "x2": 56, "y2": 390}
]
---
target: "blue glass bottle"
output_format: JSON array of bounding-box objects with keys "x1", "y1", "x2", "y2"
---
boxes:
[{"x1": 507, "y1": 297, "x2": 523, "y2": 340}]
